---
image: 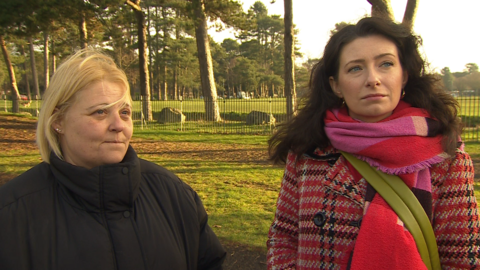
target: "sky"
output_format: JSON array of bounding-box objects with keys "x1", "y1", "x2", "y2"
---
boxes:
[{"x1": 209, "y1": 0, "x2": 480, "y2": 73}]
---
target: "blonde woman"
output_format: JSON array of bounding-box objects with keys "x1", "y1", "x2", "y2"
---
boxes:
[{"x1": 0, "y1": 50, "x2": 225, "y2": 270}]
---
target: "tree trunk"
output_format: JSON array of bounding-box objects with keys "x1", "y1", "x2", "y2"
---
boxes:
[
  {"x1": 28, "y1": 37, "x2": 41, "y2": 99},
  {"x1": 402, "y1": 0, "x2": 418, "y2": 30},
  {"x1": 51, "y1": 42, "x2": 56, "y2": 74},
  {"x1": 79, "y1": 13, "x2": 88, "y2": 49},
  {"x1": 173, "y1": 65, "x2": 179, "y2": 100},
  {"x1": 192, "y1": 0, "x2": 221, "y2": 121},
  {"x1": 1, "y1": 35, "x2": 21, "y2": 113},
  {"x1": 162, "y1": 65, "x2": 168, "y2": 100},
  {"x1": 44, "y1": 31, "x2": 50, "y2": 91},
  {"x1": 368, "y1": 0, "x2": 395, "y2": 21},
  {"x1": 19, "y1": 45, "x2": 32, "y2": 100},
  {"x1": 127, "y1": 0, "x2": 152, "y2": 121},
  {"x1": 160, "y1": 7, "x2": 168, "y2": 101},
  {"x1": 284, "y1": 0, "x2": 297, "y2": 118}
]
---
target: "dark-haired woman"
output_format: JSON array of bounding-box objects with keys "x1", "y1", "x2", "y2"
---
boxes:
[{"x1": 267, "y1": 17, "x2": 480, "y2": 270}]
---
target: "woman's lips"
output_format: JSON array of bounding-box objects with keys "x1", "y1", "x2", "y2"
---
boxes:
[{"x1": 362, "y1": 94, "x2": 386, "y2": 100}]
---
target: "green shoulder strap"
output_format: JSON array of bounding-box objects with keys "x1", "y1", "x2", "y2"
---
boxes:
[{"x1": 340, "y1": 151, "x2": 441, "y2": 270}]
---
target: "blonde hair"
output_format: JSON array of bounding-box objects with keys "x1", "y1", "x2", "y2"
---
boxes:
[{"x1": 37, "y1": 49, "x2": 132, "y2": 163}]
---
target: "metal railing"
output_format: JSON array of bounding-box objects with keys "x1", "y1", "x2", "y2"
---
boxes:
[
  {"x1": 133, "y1": 97, "x2": 287, "y2": 135},
  {"x1": 2, "y1": 92, "x2": 479, "y2": 141}
]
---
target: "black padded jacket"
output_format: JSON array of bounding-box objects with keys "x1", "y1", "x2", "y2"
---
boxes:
[{"x1": 0, "y1": 146, "x2": 226, "y2": 270}]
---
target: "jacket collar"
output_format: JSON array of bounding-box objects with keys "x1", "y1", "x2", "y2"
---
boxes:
[
  {"x1": 304, "y1": 145, "x2": 365, "y2": 207},
  {"x1": 50, "y1": 146, "x2": 141, "y2": 213}
]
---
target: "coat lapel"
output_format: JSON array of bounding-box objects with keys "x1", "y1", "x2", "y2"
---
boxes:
[{"x1": 323, "y1": 155, "x2": 365, "y2": 207}]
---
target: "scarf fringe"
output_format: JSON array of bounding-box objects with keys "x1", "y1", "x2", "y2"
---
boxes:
[{"x1": 357, "y1": 154, "x2": 447, "y2": 175}]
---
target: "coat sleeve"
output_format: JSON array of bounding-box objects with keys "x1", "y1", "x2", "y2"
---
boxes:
[
  {"x1": 267, "y1": 151, "x2": 300, "y2": 269},
  {"x1": 194, "y1": 191, "x2": 226, "y2": 270},
  {"x1": 432, "y1": 150, "x2": 480, "y2": 269}
]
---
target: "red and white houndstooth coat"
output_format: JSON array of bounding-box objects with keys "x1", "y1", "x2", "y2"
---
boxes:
[{"x1": 267, "y1": 145, "x2": 480, "y2": 269}]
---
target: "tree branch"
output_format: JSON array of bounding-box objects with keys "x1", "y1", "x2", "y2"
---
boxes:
[
  {"x1": 125, "y1": 0, "x2": 142, "y2": 12},
  {"x1": 402, "y1": 0, "x2": 418, "y2": 30},
  {"x1": 367, "y1": 0, "x2": 395, "y2": 21}
]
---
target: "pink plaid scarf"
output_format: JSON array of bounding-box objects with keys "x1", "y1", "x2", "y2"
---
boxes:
[{"x1": 324, "y1": 101, "x2": 446, "y2": 270}]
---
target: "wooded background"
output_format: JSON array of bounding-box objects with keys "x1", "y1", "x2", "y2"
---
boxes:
[{"x1": 1, "y1": 0, "x2": 478, "y2": 122}]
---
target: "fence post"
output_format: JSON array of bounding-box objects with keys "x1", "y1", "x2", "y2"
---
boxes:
[
  {"x1": 223, "y1": 98, "x2": 226, "y2": 133},
  {"x1": 269, "y1": 97, "x2": 273, "y2": 133},
  {"x1": 180, "y1": 98, "x2": 183, "y2": 132},
  {"x1": 3, "y1": 94, "x2": 6, "y2": 112},
  {"x1": 140, "y1": 95, "x2": 144, "y2": 130}
]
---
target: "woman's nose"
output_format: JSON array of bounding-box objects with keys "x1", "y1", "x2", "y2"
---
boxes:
[
  {"x1": 365, "y1": 69, "x2": 381, "y2": 87},
  {"x1": 109, "y1": 113, "x2": 125, "y2": 132}
]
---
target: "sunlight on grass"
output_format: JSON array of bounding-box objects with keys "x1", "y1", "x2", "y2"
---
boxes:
[
  {"x1": 134, "y1": 129, "x2": 269, "y2": 145},
  {"x1": 0, "y1": 151, "x2": 41, "y2": 175},
  {"x1": 464, "y1": 142, "x2": 480, "y2": 160},
  {"x1": 141, "y1": 154, "x2": 283, "y2": 248}
]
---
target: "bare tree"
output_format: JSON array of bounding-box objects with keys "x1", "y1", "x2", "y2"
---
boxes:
[
  {"x1": 0, "y1": 35, "x2": 21, "y2": 113},
  {"x1": 368, "y1": 0, "x2": 419, "y2": 30},
  {"x1": 28, "y1": 37, "x2": 41, "y2": 99},
  {"x1": 44, "y1": 31, "x2": 50, "y2": 91},
  {"x1": 402, "y1": 0, "x2": 418, "y2": 30},
  {"x1": 284, "y1": 0, "x2": 296, "y2": 118},
  {"x1": 79, "y1": 13, "x2": 88, "y2": 50},
  {"x1": 368, "y1": 0, "x2": 395, "y2": 20},
  {"x1": 126, "y1": 0, "x2": 153, "y2": 121},
  {"x1": 192, "y1": 0, "x2": 221, "y2": 121},
  {"x1": 19, "y1": 44, "x2": 32, "y2": 100}
]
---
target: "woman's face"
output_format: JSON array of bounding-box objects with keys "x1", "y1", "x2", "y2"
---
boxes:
[
  {"x1": 54, "y1": 80, "x2": 133, "y2": 169},
  {"x1": 329, "y1": 35, "x2": 408, "y2": 122}
]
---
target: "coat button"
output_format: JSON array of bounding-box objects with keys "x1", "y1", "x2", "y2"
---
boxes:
[
  {"x1": 313, "y1": 212, "x2": 327, "y2": 227},
  {"x1": 349, "y1": 218, "x2": 362, "y2": 227},
  {"x1": 122, "y1": 167, "x2": 129, "y2": 175},
  {"x1": 123, "y1": 211, "x2": 131, "y2": 218}
]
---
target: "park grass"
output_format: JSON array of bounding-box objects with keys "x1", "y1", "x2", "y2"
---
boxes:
[
  {"x1": 0, "y1": 151, "x2": 42, "y2": 176},
  {"x1": 142, "y1": 154, "x2": 283, "y2": 248},
  {"x1": 1, "y1": 112, "x2": 480, "y2": 251},
  {"x1": 134, "y1": 129, "x2": 282, "y2": 248},
  {"x1": 134, "y1": 129, "x2": 269, "y2": 145}
]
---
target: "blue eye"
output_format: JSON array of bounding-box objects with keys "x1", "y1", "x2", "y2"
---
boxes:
[
  {"x1": 381, "y1": 62, "x2": 394, "y2": 67},
  {"x1": 348, "y1": 66, "x2": 362, "y2": 72},
  {"x1": 96, "y1": 109, "x2": 105, "y2": 115}
]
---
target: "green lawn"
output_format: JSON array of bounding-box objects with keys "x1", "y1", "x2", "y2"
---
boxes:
[{"x1": 1, "y1": 112, "x2": 480, "y2": 250}]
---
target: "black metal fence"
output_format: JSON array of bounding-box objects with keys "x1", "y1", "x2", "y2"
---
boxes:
[
  {"x1": 2, "y1": 92, "x2": 479, "y2": 141},
  {"x1": 132, "y1": 97, "x2": 288, "y2": 135}
]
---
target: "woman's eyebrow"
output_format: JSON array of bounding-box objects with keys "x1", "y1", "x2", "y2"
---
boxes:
[
  {"x1": 86, "y1": 103, "x2": 109, "y2": 110},
  {"x1": 344, "y1": 53, "x2": 397, "y2": 67}
]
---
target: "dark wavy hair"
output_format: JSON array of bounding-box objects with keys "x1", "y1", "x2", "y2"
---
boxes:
[{"x1": 269, "y1": 16, "x2": 462, "y2": 164}]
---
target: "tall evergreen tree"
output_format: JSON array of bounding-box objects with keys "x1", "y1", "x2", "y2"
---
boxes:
[{"x1": 283, "y1": 0, "x2": 296, "y2": 118}]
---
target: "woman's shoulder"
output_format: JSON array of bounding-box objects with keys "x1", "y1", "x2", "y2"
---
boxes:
[
  {"x1": 431, "y1": 147, "x2": 474, "y2": 188},
  {"x1": 0, "y1": 162, "x2": 54, "y2": 210},
  {"x1": 138, "y1": 158, "x2": 195, "y2": 194},
  {"x1": 288, "y1": 145, "x2": 340, "y2": 164},
  {"x1": 431, "y1": 147, "x2": 472, "y2": 172}
]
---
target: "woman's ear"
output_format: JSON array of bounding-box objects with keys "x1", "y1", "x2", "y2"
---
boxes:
[
  {"x1": 51, "y1": 108, "x2": 63, "y2": 134},
  {"x1": 329, "y1": 76, "x2": 343, "y2": 98},
  {"x1": 402, "y1": 71, "x2": 408, "y2": 88}
]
